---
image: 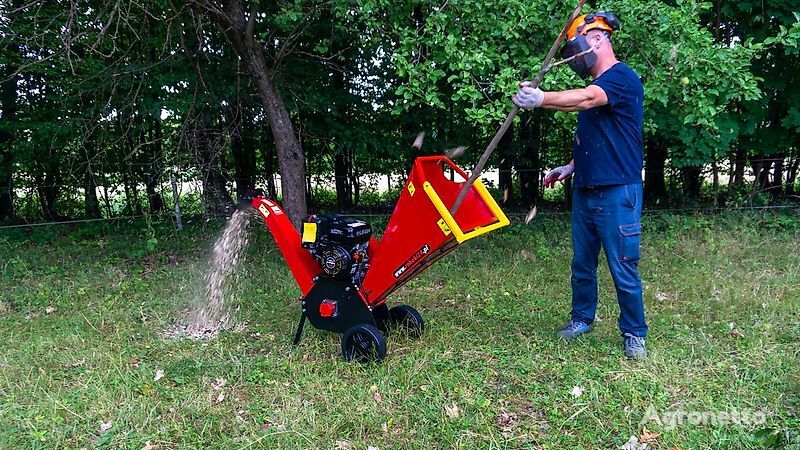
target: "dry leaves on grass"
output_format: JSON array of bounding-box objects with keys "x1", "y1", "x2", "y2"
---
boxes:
[
  {"x1": 234, "y1": 409, "x2": 248, "y2": 423},
  {"x1": 99, "y1": 420, "x2": 112, "y2": 435},
  {"x1": 211, "y1": 378, "x2": 227, "y2": 391},
  {"x1": 66, "y1": 359, "x2": 86, "y2": 369},
  {"x1": 495, "y1": 412, "x2": 518, "y2": 433},
  {"x1": 368, "y1": 384, "x2": 383, "y2": 403},
  {"x1": 620, "y1": 435, "x2": 647, "y2": 450},
  {"x1": 570, "y1": 385, "x2": 585, "y2": 398},
  {"x1": 45, "y1": 306, "x2": 57, "y2": 314},
  {"x1": 334, "y1": 440, "x2": 353, "y2": 450},
  {"x1": 444, "y1": 402, "x2": 460, "y2": 419},
  {"x1": 639, "y1": 426, "x2": 661, "y2": 444}
]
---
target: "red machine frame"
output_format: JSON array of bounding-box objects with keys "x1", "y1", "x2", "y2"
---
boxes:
[{"x1": 247, "y1": 156, "x2": 509, "y2": 361}]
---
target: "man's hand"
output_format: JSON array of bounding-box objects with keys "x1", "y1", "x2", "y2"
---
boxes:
[
  {"x1": 512, "y1": 82, "x2": 544, "y2": 109},
  {"x1": 543, "y1": 164, "x2": 574, "y2": 188}
]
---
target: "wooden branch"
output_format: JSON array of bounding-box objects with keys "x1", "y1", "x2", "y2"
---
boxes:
[
  {"x1": 191, "y1": 0, "x2": 228, "y2": 26},
  {"x1": 450, "y1": 0, "x2": 587, "y2": 214},
  {"x1": 245, "y1": 2, "x2": 257, "y2": 39}
]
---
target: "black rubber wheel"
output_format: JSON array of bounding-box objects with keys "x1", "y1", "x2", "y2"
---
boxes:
[
  {"x1": 341, "y1": 324, "x2": 387, "y2": 362},
  {"x1": 389, "y1": 305, "x2": 424, "y2": 338}
]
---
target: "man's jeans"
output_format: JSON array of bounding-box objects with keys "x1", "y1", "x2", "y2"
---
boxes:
[{"x1": 571, "y1": 183, "x2": 647, "y2": 337}]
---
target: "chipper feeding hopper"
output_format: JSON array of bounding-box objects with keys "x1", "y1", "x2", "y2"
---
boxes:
[{"x1": 244, "y1": 156, "x2": 509, "y2": 361}]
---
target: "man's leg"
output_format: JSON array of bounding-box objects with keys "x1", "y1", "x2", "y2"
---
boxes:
[
  {"x1": 597, "y1": 184, "x2": 647, "y2": 338},
  {"x1": 570, "y1": 188, "x2": 602, "y2": 326}
]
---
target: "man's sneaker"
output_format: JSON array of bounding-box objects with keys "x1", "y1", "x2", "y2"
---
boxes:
[
  {"x1": 623, "y1": 333, "x2": 647, "y2": 359},
  {"x1": 556, "y1": 321, "x2": 592, "y2": 340}
]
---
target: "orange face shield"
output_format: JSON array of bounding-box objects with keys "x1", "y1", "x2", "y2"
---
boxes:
[{"x1": 561, "y1": 11, "x2": 620, "y2": 78}]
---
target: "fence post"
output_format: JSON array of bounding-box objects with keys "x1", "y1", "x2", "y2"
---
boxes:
[{"x1": 171, "y1": 174, "x2": 183, "y2": 231}]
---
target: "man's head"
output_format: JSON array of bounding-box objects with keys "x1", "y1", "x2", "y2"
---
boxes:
[{"x1": 561, "y1": 11, "x2": 620, "y2": 79}]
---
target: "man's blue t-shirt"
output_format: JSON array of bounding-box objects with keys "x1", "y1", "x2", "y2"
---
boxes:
[{"x1": 572, "y1": 62, "x2": 644, "y2": 188}]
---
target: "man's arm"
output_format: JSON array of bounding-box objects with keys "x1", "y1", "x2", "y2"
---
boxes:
[
  {"x1": 513, "y1": 84, "x2": 608, "y2": 112},
  {"x1": 541, "y1": 85, "x2": 608, "y2": 112}
]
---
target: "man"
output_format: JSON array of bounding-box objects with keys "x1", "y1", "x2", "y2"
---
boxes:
[{"x1": 512, "y1": 11, "x2": 647, "y2": 359}]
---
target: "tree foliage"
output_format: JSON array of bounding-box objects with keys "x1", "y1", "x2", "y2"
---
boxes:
[{"x1": 0, "y1": 0, "x2": 798, "y2": 223}]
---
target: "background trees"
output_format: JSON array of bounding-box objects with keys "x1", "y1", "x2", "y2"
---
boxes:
[{"x1": 1, "y1": 0, "x2": 798, "y2": 225}]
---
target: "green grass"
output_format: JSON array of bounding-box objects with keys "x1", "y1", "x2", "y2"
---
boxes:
[{"x1": 1, "y1": 211, "x2": 799, "y2": 449}]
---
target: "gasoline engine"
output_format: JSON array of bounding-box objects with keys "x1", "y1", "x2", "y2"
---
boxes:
[{"x1": 301, "y1": 215, "x2": 372, "y2": 285}]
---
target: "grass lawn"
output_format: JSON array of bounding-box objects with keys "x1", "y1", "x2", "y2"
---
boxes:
[{"x1": 1, "y1": 210, "x2": 798, "y2": 449}]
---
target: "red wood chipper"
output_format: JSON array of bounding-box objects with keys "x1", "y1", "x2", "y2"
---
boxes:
[{"x1": 242, "y1": 156, "x2": 509, "y2": 362}]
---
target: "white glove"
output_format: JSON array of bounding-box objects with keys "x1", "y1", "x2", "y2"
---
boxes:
[
  {"x1": 512, "y1": 82, "x2": 544, "y2": 109},
  {"x1": 543, "y1": 164, "x2": 574, "y2": 188}
]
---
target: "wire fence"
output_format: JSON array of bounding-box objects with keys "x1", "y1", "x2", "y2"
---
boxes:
[
  {"x1": 1, "y1": 203, "x2": 797, "y2": 230},
  {"x1": 2, "y1": 155, "x2": 798, "y2": 230}
]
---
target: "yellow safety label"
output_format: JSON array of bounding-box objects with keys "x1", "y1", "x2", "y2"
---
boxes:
[
  {"x1": 407, "y1": 181, "x2": 416, "y2": 196},
  {"x1": 302, "y1": 222, "x2": 317, "y2": 243},
  {"x1": 437, "y1": 218, "x2": 452, "y2": 236}
]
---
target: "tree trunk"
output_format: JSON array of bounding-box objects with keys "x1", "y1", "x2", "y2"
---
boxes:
[
  {"x1": 84, "y1": 167, "x2": 101, "y2": 218},
  {"x1": 0, "y1": 146, "x2": 12, "y2": 222},
  {"x1": 748, "y1": 159, "x2": 773, "y2": 203},
  {"x1": 351, "y1": 154, "x2": 361, "y2": 207},
  {"x1": 246, "y1": 48, "x2": 306, "y2": 227},
  {"x1": 34, "y1": 162, "x2": 61, "y2": 221},
  {"x1": 193, "y1": 111, "x2": 233, "y2": 217},
  {"x1": 680, "y1": 166, "x2": 703, "y2": 200},
  {"x1": 100, "y1": 173, "x2": 113, "y2": 217},
  {"x1": 712, "y1": 158, "x2": 719, "y2": 208},
  {"x1": 771, "y1": 155, "x2": 784, "y2": 201},
  {"x1": 334, "y1": 148, "x2": 352, "y2": 210},
  {"x1": 757, "y1": 160, "x2": 772, "y2": 191},
  {"x1": 644, "y1": 137, "x2": 667, "y2": 205},
  {"x1": 123, "y1": 165, "x2": 142, "y2": 215},
  {"x1": 231, "y1": 106, "x2": 257, "y2": 199},
  {"x1": 146, "y1": 114, "x2": 164, "y2": 214},
  {"x1": 498, "y1": 120, "x2": 514, "y2": 206},
  {"x1": 305, "y1": 154, "x2": 313, "y2": 204},
  {"x1": 728, "y1": 144, "x2": 746, "y2": 197},
  {"x1": 0, "y1": 43, "x2": 19, "y2": 221},
  {"x1": 259, "y1": 129, "x2": 278, "y2": 199},
  {"x1": 516, "y1": 112, "x2": 541, "y2": 207},
  {"x1": 216, "y1": 0, "x2": 307, "y2": 228},
  {"x1": 145, "y1": 180, "x2": 164, "y2": 214},
  {"x1": 329, "y1": 34, "x2": 353, "y2": 211},
  {"x1": 786, "y1": 157, "x2": 799, "y2": 197}
]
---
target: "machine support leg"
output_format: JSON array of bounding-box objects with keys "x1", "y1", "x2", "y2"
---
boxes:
[{"x1": 293, "y1": 311, "x2": 307, "y2": 346}]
